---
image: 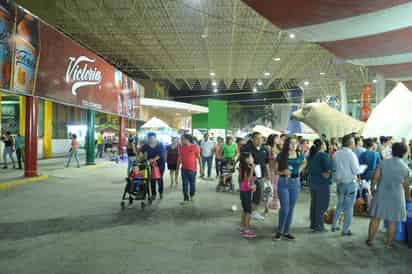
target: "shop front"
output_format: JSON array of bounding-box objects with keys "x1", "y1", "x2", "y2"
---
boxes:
[{"x1": 0, "y1": 1, "x2": 142, "y2": 177}]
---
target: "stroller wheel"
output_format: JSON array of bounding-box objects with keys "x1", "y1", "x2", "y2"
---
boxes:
[
  {"x1": 121, "y1": 201, "x2": 125, "y2": 209},
  {"x1": 141, "y1": 202, "x2": 146, "y2": 210}
]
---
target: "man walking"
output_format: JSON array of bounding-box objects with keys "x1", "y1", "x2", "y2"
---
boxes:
[
  {"x1": 96, "y1": 131, "x2": 104, "y2": 158},
  {"x1": 240, "y1": 132, "x2": 270, "y2": 221},
  {"x1": 2, "y1": 131, "x2": 16, "y2": 169},
  {"x1": 178, "y1": 134, "x2": 203, "y2": 204},
  {"x1": 332, "y1": 135, "x2": 362, "y2": 236},
  {"x1": 200, "y1": 133, "x2": 214, "y2": 179},
  {"x1": 15, "y1": 133, "x2": 25, "y2": 169}
]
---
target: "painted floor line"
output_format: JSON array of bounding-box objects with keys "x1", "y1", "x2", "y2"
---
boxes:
[{"x1": 0, "y1": 175, "x2": 49, "y2": 190}]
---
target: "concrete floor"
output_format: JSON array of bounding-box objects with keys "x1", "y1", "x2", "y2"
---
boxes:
[{"x1": 0, "y1": 159, "x2": 411, "y2": 274}]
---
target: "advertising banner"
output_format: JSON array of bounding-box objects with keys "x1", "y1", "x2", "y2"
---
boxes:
[{"x1": 0, "y1": 1, "x2": 141, "y2": 119}]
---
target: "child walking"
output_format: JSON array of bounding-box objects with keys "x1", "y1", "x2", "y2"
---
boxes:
[{"x1": 239, "y1": 152, "x2": 257, "y2": 238}]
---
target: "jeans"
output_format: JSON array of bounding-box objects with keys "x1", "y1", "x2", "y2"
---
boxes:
[
  {"x1": 215, "y1": 159, "x2": 222, "y2": 177},
  {"x1": 16, "y1": 148, "x2": 23, "y2": 169},
  {"x1": 332, "y1": 182, "x2": 358, "y2": 233},
  {"x1": 3, "y1": 146, "x2": 15, "y2": 167},
  {"x1": 66, "y1": 149, "x2": 80, "y2": 167},
  {"x1": 277, "y1": 177, "x2": 300, "y2": 234},
  {"x1": 201, "y1": 156, "x2": 213, "y2": 177},
  {"x1": 182, "y1": 169, "x2": 196, "y2": 201},
  {"x1": 96, "y1": 144, "x2": 104, "y2": 158},
  {"x1": 309, "y1": 183, "x2": 331, "y2": 230}
]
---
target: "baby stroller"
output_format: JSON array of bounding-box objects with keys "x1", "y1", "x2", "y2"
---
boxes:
[
  {"x1": 121, "y1": 160, "x2": 152, "y2": 210},
  {"x1": 216, "y1": 159, "x2": 235, "y2": 192}
]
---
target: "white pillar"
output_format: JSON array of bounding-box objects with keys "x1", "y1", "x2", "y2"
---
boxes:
[
  {"x1": 375, "y1": 74, "x2": 386, "y2": 104},
  {"x1": 339, "y1": 80, "x2": 348, "y2": 114}
]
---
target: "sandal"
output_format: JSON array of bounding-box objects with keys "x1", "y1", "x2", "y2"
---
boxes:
[{"x1": 365, "y1": 240, "x2": 373, "y2": 247}]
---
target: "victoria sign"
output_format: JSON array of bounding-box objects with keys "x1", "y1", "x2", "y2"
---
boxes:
[{"x1": 0, "y1": 1, "x2": 141, "y2": 119}]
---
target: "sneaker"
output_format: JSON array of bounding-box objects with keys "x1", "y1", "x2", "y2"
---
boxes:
[
  {"x1": 251, "y1": 212, "x2": 265, "y2": 221},
  {"x1": 341, "y1": 231, "x2": 353, "y2": 237},
  {"x1": 272, "y1": 232, "x2": 282, "y2": 241},
  {"x1": 331, "y1": 227, "x2": 341, "y2": 232},
  {"x1": 241, "y1": 229, "x2": 257, "y2": 239},
  {"x1": 283, "y1": 234, "x2": 296, "y2": 240},
  {"x1": 180, "y1": 200, "x2": 190, "y2": 206}
]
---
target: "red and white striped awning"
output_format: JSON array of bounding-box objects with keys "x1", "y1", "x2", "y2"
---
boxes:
[{"x1": 243, "y1": 0, "x2": 412, "y2": 82}]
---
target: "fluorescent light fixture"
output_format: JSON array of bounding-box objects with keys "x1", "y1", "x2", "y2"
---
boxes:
[
  {"x1": 210, "y1": 72, "x2": 215, "y2": 77},
  {"x1": 253, "y1": 87, "x2": 257, "y2": 93},
  {"x1": 289, "y1": 33, "x2": 295, "y2": 39},
  {"x1": 304, "y1": 81, "x2": 310, "y2": 86},
  {"x1": 264, "y1": 72, "x2": 270, "y2": 77},
  {"x1": 320, "y1": 72, "x2": 325, "y2": 75},
  {"x1": 257, "y1": 80, "x2": 263, "y2": 86},
  {"x1": 212, "y1": 81, "x2": 217, "y2": 86},
  {"x1": 372, "y1": 79, "x2": 377, "y2": 83},
  {"x1": 213, "y1": 88, "x2": 218, "y2": 93},
  {"x1": 273, "y1": 57, "x2": 281, "y2": 62}
]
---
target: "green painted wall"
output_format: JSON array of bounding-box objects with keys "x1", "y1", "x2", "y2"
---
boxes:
[
  {"x1": 192, "y1": 113, "x2": 208, "y2": 129},
  {"x1": 192, "y1": 99, "x2": 228, "y2": 129}
]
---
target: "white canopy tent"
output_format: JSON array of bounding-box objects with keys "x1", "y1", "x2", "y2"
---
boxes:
[
  {"x1": 140, "y1": 117, "x2": 171, "y2": 129},
  {"x1": 252, "y1": 125, "x2": 282, "y2": 138},
  {"x1": 363, "y1": 82, "x2": 412, "y2": 140}
]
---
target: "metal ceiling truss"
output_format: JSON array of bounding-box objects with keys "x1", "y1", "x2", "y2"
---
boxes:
[{"x1": 19, "y1": 0, "x2": 369, "y2": 102}]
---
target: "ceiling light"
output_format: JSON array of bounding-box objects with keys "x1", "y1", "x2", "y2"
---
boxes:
[
  {"x1": 372, "y1": 79, "x2": 377, "y2": 83},
  {"x1": 213, "y1": 88, "x2": 218, "y2": 93},
  {"x1": 352, "y1": 99, "x2": 358, "y2": 103},
  {"x1": 273, "y1": 57, "x2": 281, "y2": 62},
  {"x1": 253, "y1": 87, "x2": 257, "y2": 93},
  {"x1": 320, "y1": 72, "x2": 325, "y2": 75},
  {"x1": 257, "y1": 80, "x2": 263, "y2": 86},
  {"x1": 210, "y1": 72, "x2": 215, "y2": 77},
  {"x1": 304, "y1": 81, "x2": 310, "y2": 86},
  {"x1": 264, "y1": 72, "x2": 270, "y2": 77},
  {"x1": 212, "y1": 81, "x2": 217, "y2": 86},
  {"x1": 289, "y1": 33, "x2": 295, "y2": 39}
]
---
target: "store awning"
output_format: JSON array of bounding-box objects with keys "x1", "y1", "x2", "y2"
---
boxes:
[{"x1": 141, "y1": 117, "x2": 171, "y2": 129}]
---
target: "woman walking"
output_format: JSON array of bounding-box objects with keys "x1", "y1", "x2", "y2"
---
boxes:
[
  {"x1": 266, "y1": 134, "x2": 281, "y2": 210},
  {"x1": 273, "y1": 137, "x2": 306, "y2": 240},
  {"x1": 167, "y1": 137, "x2": 179, "y2": 188},
  {"x1": 366, "y1": 142, "x2": 411, "y2": 248},
  {"x1": 141, "y1": 133, "x2": 166, "y2": 200},
  {"x1": 308, "y1": 139, "x2": 333, "y2": 232},
  {"x1": 66, "y1": 134, "x2": 80, "y2": 168}
]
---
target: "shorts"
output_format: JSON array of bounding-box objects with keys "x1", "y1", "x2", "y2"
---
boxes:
[
  {"x1": 252, "y1": 178, "x2": 264, "y2": 205},
  {"x1": 240, "y1": 191, "x2": 252, "y2": 214},
  {"x1": 168, "y1": 164, "x2": 177, "y2": 171}
]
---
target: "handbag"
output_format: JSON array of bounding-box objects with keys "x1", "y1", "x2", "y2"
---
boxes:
[{"x1": 151, "y1": 162, "x2": 161, "y2": 180}]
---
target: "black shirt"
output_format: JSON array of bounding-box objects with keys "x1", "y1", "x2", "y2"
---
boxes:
[{"x1": 240, "y1": 142, "x2": 268, "y2": 177}]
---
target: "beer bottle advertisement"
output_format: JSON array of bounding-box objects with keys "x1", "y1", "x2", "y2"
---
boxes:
[
  {"x1": 0, "y1": 0, "x2": 13, "y2": 90},
  {"x1": 11, "y1": 6, "x2": 39, "y2": 94}
]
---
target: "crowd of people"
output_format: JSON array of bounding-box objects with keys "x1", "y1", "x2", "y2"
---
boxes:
[{"x1": 126, "y1": 131, "x2": 411, "y2": 248}]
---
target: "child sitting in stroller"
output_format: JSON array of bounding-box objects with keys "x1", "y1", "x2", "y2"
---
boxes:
[
  {"x1": 129, "y1": 164, "x2": 145, "y2": 192},
  {"x1": 216, "y1": 159, "x2": 235, "y2": 192}
]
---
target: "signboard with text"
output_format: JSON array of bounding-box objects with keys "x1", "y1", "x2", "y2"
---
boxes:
[{"x1": 0, "y1": 1, "x2": 141, "y2": 119}]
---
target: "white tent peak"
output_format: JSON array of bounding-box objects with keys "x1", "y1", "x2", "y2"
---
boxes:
[
  {"x1": 363, "y1": 82, "x2": 412, "y2": 139},
  {"x1": 141, "y1": 117, "x2": 171, "y2": 129}
]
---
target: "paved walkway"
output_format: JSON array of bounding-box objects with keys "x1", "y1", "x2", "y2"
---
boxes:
[{"x1": 0, "y1": 162, "x2": 411, "y2": 274}]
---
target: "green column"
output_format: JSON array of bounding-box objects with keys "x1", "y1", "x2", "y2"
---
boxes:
[{"x1": 86, "y1": 110, "x2": 96, "y2": 165}]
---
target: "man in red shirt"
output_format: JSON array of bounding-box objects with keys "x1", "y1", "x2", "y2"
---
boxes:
[{"x1": 178, "y1": 134, "x2": 203, "y2": 204}]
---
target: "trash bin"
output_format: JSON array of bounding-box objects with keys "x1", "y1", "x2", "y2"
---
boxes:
[
  {"x1": 406, "y1": 202, "x2": 412, "y2": 248},
  {"x1": 384, "y1": 220, "x2": 406, "y2": 241}
]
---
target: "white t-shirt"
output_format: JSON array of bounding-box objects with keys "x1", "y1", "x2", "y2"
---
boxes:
[{"x1": 200, "y1": 140, "x2": 215, "y2": 157}]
